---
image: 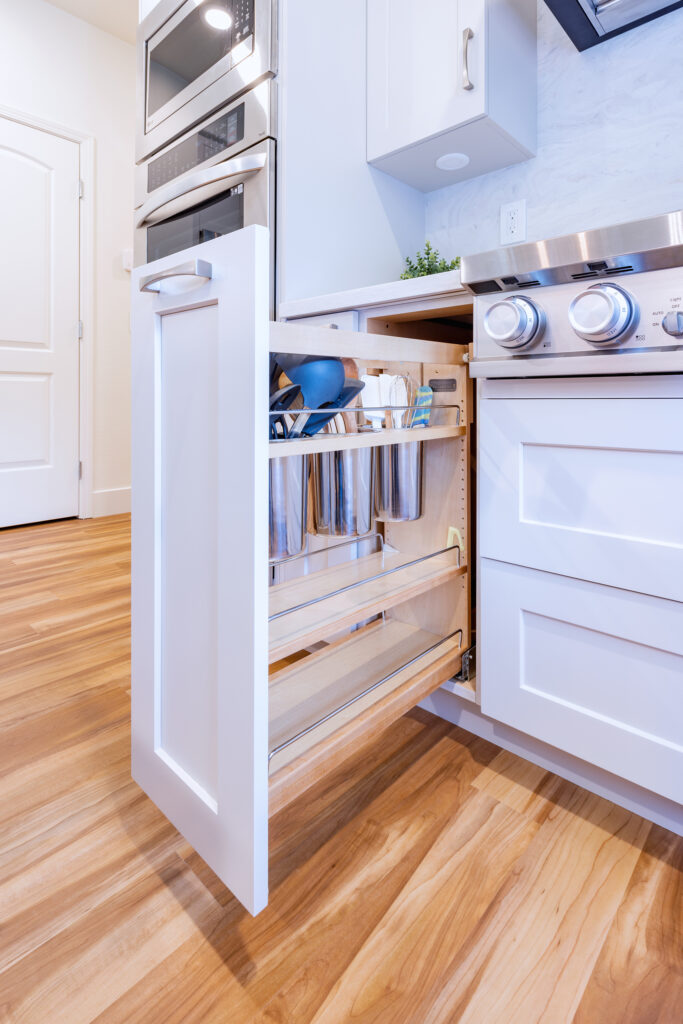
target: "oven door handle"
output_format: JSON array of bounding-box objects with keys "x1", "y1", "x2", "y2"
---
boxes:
[{"x1": 135, "y1": 153, "x2": 268, "y2": 228}]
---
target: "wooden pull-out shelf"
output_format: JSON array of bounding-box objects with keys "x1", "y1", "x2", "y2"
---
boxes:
[
  {"x1": 269, "y1": 547, "x2": 465, "y2": 663},
  {"x1": 269, "y1": 424, "x2": 466, "y2": 457},
  {"x1": 268, "y1": 618, "x2": 464, "y2": 816}
]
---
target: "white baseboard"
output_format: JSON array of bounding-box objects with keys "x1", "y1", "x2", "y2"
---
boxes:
[
  {"x1": 421, "y1": 689, "x2": 683, "y2": 837},
  {"x1": 89, "y1": 486, "x2": 131, "y2": 517}
]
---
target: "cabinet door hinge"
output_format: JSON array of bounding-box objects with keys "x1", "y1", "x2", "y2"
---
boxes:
[
  {"x1": 78, "y1": 179, "x2": 84, "y2": 199},
  {"x1": 77, "y1": 320, "x2": 84, "y2": 339},
  {"x1": 79, "y1": 461, "x2": 83, "y2": 480}
]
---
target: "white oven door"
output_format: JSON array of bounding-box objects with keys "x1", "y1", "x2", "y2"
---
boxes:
[{"x1": 478, "y1": 376, "x2": 683, "y2": 602}]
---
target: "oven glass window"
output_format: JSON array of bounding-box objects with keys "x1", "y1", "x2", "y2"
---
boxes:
[
  {"x1": 147, "y1": 185, "x2": 245, "y2": 262},
  {"x1": 147, "y1": 0, "x2": 255, "y2": 120}
]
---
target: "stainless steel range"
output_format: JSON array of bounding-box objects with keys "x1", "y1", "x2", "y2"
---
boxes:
[
  {"x1": 462, "y1": 210, "x2": 683, "y2": 377},
  {"x1": 459, "y1": 213, "x2": 683, "y2": 814}
]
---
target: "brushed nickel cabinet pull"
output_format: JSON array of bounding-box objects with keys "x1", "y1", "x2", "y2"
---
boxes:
[
  {"x1": 462, "y1": 27, "x2": 474, "y2": 91},
  {"x1": 140, "y1": 258, "x2": 212, "y2": 293}
]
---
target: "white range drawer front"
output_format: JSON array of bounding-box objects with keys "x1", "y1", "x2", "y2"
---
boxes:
[
  {"x1": 480, "y1": 558, "x2": 683, "y2": 805},
  {"x1": 520, "y1": 443, "x2": 683, "y2": 546},
  {"x1": 479, "y1": 395, "x2": 683, "y2": 601}
]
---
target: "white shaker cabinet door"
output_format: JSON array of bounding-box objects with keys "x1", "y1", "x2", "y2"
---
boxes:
[
  {"x1": 131, "y1": 227, "x2": 271, "y2": 915},
  {"x1": 367, "y1": 0, "x2": 485, "y2": 162},
  {"x1": 480, "y1": 558, "x2": 683, "y2": 806},
  {"x1": 367, "y1": 0, "x2": 536, "y2": 191},
  {"x1": 478, "y1": 391, "x2": 683, "y2": 602}
]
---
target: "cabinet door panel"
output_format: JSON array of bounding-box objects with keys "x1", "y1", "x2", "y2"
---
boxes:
[
  {"x1": 481, "y1": 559, "x2": 683, "y2": 804},
  {"x1": 479, "y1": 394, "x2": 683, "y2": 601},
  {"x1": 367, "y1": 0, "x2": 486, "y2": 161},
  {"x1": 131, "y1": 227, "x2": 270, "y2": 915}
]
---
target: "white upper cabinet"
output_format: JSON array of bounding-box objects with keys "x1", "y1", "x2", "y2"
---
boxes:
[{"x1": 367, "y1": 0, "x2": 537, "y2": 191}]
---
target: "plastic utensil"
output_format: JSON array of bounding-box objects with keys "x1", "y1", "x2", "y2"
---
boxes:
[
  {"x1": 389, "y1": 376, "x2": 408, "y2": 429},
  {"x1": 269, "y1": 354, "x2": 282, "y2": 392},
  {"x1": 269, "y1": 383, "x2": 301, "y2": 440},
  {"x1": 411, "y1": 385, "x2": 433, "y2": 428},
  {"x1": 301, "y1": 379, "x2": 365, "y2": 436},
  {"x1": 277, "y1": 356, "x2": 345, "y2": 438},
  {"x1": 341, "y1": 358, "x2": 360, "y2": 432},
  {"x1": 360, "y1": 375, "x2": 383, "y2": 431}
]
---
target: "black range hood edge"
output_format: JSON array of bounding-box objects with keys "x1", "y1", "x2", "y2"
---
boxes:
[{"x1": 543, "y1": 0, "x2": 683, "y2": 51}]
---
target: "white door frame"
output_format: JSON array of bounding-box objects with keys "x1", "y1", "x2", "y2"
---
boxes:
[{"x1": 0, "y1": 103, "x2": 96, "y2": 519}]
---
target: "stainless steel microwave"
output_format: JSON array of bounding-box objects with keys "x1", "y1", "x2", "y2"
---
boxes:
[
  {"x1": 134, "y1": 82, "x2": 276, "y2": 307},
  {"x1": 137, "y1": 0, "x2": 277, "y2": 161}
]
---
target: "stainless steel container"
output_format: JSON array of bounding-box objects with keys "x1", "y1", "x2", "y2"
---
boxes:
[
  {"x1": 312, "y1": 448, "x2": 373, "y2": 537},
  {"x1": 375, "y1": 441, "x2": 423, "y2": 522},
  {"x1": 269, "y1": 455, "x2": 308, "y2": 561}
]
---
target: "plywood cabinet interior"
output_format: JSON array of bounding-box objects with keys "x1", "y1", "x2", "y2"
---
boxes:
[{"x1": 131, "y1": 227, "x2": 473, "y2": 915}]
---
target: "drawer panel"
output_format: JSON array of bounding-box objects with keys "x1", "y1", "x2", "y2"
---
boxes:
[
  {"x1": 480, "y1": 558, "x2": 683, "y2": 804},
  {"x1": 287, "y1": 310, "x2": 359, "y2": 331},
  {"x1": 478, "y1": 395, "x2": 683, "y2": 601}
]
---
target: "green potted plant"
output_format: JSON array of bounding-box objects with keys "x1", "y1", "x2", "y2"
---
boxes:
[{"x1": 401, "y1": 241, "x2": 460, "y2": 280}]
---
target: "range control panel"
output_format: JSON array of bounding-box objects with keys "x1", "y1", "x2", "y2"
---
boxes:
[{"x1": 474, "y1": 266, "x2": 683, "y2": 365}]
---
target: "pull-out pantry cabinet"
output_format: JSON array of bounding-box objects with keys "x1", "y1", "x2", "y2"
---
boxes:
[{"x1": 131, "y1": 227, "x2": 471, "y2": 914}]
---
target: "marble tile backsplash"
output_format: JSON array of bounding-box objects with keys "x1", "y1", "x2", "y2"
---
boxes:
[{"x1": 425, "y1": 2, "x2": 683, "y2": 259}]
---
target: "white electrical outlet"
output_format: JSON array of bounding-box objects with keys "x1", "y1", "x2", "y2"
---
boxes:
[{"x1": 500, "y1": 199, "x2": 527, "y2": 246}]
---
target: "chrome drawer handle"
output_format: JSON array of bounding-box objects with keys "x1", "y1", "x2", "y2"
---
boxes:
[
  {"x1": 139, "y1": 258, "x2": 212, "y2": 293},
  {"x1": 462, "y1": 27, "x2": 474, "y2": 91}
]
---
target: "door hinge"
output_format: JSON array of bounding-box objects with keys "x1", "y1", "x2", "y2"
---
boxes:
[
  {"x1": 79, "y1": 461, "x2": 83, "y2": 480},
  {"x1": 78, "y1": 179, "x2": 84, "y2": 199},
  {"x1": 77, "y1": 320, "x2": 84, "y2": 339}
]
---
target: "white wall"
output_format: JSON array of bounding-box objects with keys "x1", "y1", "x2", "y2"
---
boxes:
[
  {"x1": 278, "y1": 0, "x2": 425, "y2": 302},
  {"x1": 426, "y1": 2, "x2": 683, "y2": 258},
  {"x1": 0, "y1": 0, "x2": 135, "y2": 516}
]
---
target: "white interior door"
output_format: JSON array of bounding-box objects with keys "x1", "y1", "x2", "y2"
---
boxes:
[
  {"x1": 0, "y1": 117, "x2": 80, "y2": 528},
  {"x1": 131, "y1": 227, "x2": 270, "y2": 915}
]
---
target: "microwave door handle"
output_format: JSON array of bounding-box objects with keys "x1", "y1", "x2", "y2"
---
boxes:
[
  {"x1": 139, "y1": 258, "x2": 213, "y2": 293},
  {"x1": 135, "y1": 152, "x2": 268, "y2": 228}
]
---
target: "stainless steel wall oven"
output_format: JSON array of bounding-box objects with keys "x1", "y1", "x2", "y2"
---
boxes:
[{"x1": 135, "y1": 81, "x2": 276, "y2": 306}]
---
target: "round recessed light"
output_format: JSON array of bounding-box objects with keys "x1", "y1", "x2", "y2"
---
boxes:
[
  {"x1": 435, "y1": 152, "x2": 470, "y2": 171},
  {"x1": 203, "y1": 6, "x2": 233, "y2": 30}
]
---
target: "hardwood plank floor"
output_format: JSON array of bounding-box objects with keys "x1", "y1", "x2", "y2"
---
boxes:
[{"x1": 0, "y1": 515, "x2": 680, "y2": 1023}]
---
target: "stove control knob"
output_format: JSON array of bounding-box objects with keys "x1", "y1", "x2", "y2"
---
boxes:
[
  {"x1": 661, "y1": 311, "x2": 683, "y2": 338},
  {"x1": 568, "y1": 283, "x2": 635, "y2": 344},
  {"x1": 483, "y1": 296, "x2": 543, "y2": 350}
]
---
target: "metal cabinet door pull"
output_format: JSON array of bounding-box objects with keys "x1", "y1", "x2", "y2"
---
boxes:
[
  {"x1": 462, "y1": 27, "x2": 474, "y2": 91},
  {"x1": 140, "y1": 259, "x2": 213, "y2": 293}
]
